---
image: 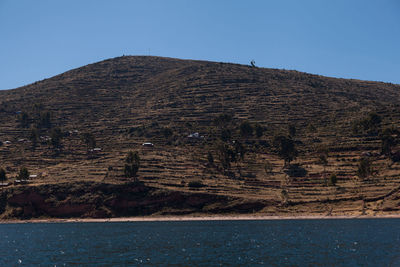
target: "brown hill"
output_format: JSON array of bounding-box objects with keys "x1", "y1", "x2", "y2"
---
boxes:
[{"x1": 1, "y1": 56, "x2": 400, "y2": 219}]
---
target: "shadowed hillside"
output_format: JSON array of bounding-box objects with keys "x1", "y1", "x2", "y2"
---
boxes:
[{"x1": 1, "y1": 56, "x2": 400, "y2": 219}]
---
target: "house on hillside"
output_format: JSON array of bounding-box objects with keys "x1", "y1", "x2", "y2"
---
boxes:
[
  {"x1": 187, "y1": 132, "x2": 204, "y2": 142},
  {"x1": 142, "y1": 142, "x2": 154, "y2": 147}
]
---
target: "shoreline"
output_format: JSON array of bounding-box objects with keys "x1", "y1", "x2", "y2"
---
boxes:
[{"x1": 2, "y1": 214, "x2": 400, "y2": 224}]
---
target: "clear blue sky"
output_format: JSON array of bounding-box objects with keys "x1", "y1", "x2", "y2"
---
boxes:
[{"x1": 0, "y1": 0, "x2": 399, "y2": 90}]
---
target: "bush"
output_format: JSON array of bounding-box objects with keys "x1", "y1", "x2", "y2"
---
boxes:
[{"x1": 188, "y1": 181, "x2": 205, "y2": 188}]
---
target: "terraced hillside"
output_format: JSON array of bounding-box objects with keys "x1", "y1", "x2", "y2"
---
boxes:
[{"x1": 1, "y1": 56, "x2": 400, "y2": 219}]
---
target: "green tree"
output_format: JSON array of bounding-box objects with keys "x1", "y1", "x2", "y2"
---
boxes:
[
  {"x1": 162, "y1": 127, "x2": 173, "y2": 139},
  {"x1": 18, "y1": 112, "x2": 30, "y2": 128},
  {"x1": 18, "y1": 167, "x2": 30, "y2": 180},
  {"x1": 0, "y1": 168, "x2": 6, "y2": 182},
  {"x1": 240, "y1": 121, "x2": 253, "y2": 138},
  {"x1": 207, "y1": 151, "x2": 214, "y2": 165},
  {"x1": 358, "y1": 112, "x2": 382, "y2": 136},
  {"x1": 264, "y1": 160, "x2": 273, "y2": 174},
  {"x1": 317, "y1": 147, "x2": 329, "y2": 185},
  {"x1": 234, "y1": 141, "x2": 246, "y2": 161},
  {"x1": 82, "y1": 132, "x2": 96, "y2": 150},
  {"x1": 38, "y1": 111, "x2": 51, "y2": 129},
  {"x1": 357, "y1": 158, "x2": 372, "y2": 179},
  {"x1": 214, "y1": 114, "x2": 232, "y2": 128},
  {"x1": 273, "y1": 135, "x2": 298, "y2": 167},
  {"x1": 124, "y1": 151, "x2": 140, "y2": 181},
  {"x1": 255, "y1": 123, "x2": 264, "y2": 138},
  {"x1": 50, "y1": 127, "x2": 63, "y2": 149},
  {"x1": 288, "y1": 124, "x2": 296, "y2": 138},
  {"x1": 29, "y1": 128, "x2": 39, "y2": 150},
  {"x1": 380, "y1": 128, "x2": 396, "y2": 156},
  {"x1": 329, "y1": 173, "x2": 337, "y2": 186},
  {"x1": 216, "y1": 142, "x2": 235, "y2": 171},
  {"x1": 220, "y1": 128, "x2": 231, "y2": 142}
]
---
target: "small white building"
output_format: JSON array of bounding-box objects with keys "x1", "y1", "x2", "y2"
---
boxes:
[{"x1": 142, "y1": 142, "x2": 154, "y2": 147}]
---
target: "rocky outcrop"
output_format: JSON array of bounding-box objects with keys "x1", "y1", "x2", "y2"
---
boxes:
[{"x1": 0, "y1": 182, "x2": 268, "y2": 220}]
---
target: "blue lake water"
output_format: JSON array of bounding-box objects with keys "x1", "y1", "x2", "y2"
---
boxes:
[{"x1": 1, "y1": 218, "x2": 400, "y2": 266}]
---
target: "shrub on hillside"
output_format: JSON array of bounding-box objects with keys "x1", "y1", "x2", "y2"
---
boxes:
[
  {"x1": 0, "y1": 168, "x2": 6, "y2": 182},
  {"x1": 188, "y1": 181, "x2": 205, "y2": 188},
  {"x1": 329, "y1": 173, "x2": 337, "y2": 186},
  {"x1": 18, "y1": 167, "x2": 29, "y2": 180}
]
